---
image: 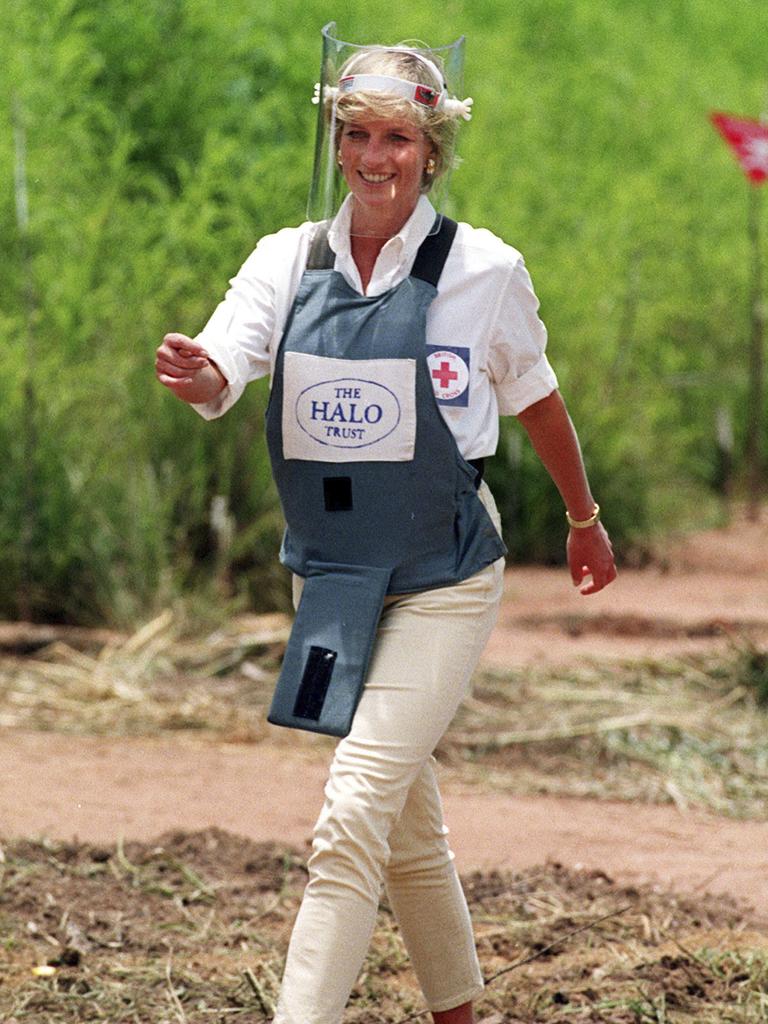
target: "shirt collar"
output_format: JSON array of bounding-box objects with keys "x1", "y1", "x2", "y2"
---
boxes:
[{"x1": 327, "y1": 194, "x2": 438, "y2": 265}]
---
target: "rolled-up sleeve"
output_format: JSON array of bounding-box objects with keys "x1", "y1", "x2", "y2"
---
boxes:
[
  {"x1": 190, "y1": 235, "x2": 290, "y2": 420},
  {"x1": 487, "y1": 257, "x2": 558, "y2": 416}
]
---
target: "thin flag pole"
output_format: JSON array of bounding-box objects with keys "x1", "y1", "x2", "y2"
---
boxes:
[
  {"x1": 746, "y1": 97, "x2": 768, "y2": 521},
  {"x1": 710, "y1": 108, "x2": 768, "y2": 520},
  {"x1": 746, "y1": 94, "x2": 768, "y2": 521},
  {"x1": 746, "y1": 179, "x2": 764, "y2": 520},
  {"x1": 12, "y1": 95, "x2": 37, "y2": 620}
]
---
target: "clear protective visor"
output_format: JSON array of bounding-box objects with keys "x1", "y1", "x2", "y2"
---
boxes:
[{"x1": 308, "y1": 22, "x2": 468, "y2": 238}]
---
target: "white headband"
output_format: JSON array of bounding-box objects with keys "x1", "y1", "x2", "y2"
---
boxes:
[{"x1": 312, "y1": 74, "x2": 474, "y2": 121}]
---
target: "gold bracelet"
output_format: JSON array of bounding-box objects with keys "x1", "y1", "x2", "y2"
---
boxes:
[{"x1": 566, "y1": 503, "x2": 601, "y2": 529}]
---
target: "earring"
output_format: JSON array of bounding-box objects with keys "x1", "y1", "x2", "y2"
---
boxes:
[
  {"x1": 336, "y1": 152, "x2": 343, "y2": 167},
  {"x1": 425, "y1": 157, "x2": 436, "y2": 176}
]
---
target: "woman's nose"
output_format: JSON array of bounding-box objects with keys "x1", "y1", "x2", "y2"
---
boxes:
[{"x1": 362, "y1": 137, "x2": 387, "y2": 166}]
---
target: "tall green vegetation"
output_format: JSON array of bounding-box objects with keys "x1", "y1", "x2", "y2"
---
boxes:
[{"x1": 2, "y1": 0, "x2": 767, "y2": 622}]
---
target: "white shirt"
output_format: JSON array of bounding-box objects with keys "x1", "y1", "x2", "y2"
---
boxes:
[{"x1": 192, "y1": 195, "x2": 558, "y2": 459}]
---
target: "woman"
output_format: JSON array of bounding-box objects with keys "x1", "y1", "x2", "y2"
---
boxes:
[{"x1": 156, "y1": 31, "x2": 616, "y2": 1024}]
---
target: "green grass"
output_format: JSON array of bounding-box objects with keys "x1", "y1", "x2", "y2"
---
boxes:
[{"x1": 3, "y1": 0, "x2": 768, "y2": 621}]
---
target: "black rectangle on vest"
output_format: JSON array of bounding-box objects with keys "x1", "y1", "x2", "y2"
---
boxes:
[
  {"x1": 293, "y1": 646, "x2": 337, "y2": 720},
  {"x1": 323, "y1": 476, "x2": 353, "y2": 511}
]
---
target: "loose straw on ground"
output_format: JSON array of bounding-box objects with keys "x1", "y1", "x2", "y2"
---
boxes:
[{"x1": 393, "y1": 904, "x2": 633, "y2": 1024}]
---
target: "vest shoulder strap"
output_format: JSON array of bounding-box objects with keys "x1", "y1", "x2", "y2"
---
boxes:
[
  {"x1": 306, "y1": 221, "x2": 334, "y2": 270},
  {"x1": 410, "y1": 215, "x2": 458, "y2": 287}
]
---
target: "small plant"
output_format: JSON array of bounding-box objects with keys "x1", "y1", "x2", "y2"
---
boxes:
[{"x1": 739, "y1": 644, "x2": 768, "y2": 707}]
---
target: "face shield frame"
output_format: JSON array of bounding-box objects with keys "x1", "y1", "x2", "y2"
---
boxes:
[{"x1": 308, "y1": 22, "x2": 470, "y2": 235}]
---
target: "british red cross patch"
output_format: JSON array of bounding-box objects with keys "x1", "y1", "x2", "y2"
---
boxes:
[{"x1": 426, "y1": 346, "x2": 470, "y2": 407}]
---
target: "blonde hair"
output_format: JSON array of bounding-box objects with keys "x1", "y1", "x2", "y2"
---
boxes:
[{"x1": 332, "y1": 48, "x2": 459, "y2": 191}]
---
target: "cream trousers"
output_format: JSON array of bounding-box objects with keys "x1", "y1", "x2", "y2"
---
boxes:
[{"x1": 272, "y1": 483, "x2": 505, "y2": 1024}]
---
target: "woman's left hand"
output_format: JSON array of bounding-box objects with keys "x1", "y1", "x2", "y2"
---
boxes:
[{"x1": 567, "y1": 522, "x2": 617, "y2": 595}]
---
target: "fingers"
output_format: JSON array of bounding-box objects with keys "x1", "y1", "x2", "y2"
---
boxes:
[
  {"x1": 156, "y1": 355, "x2": 196, "y2": 378},
  {"x1": 567, "y1": 524, "x2": 617, "y2": 595},
  {"x1": 163, "y1": 332, "x2": 206, "y2": 355},
  {"x1": 157, "y1": 367, "x2": 194, "y2": 387},
  {"x1": 155, "y1": 333, "x2": 211, "y2": 387},
  {"x1": 157, "y1": 372, "x2": 193, "y2": 388},
  {"x1": 576, "y1": 563, "x2": 617, "y2": 595},
  {"x1": 570, "y1": 560, "x2": 585, "y2": 587},
  {"x1": 159, "y1": 334, "x2": 209, "y2": 363}
]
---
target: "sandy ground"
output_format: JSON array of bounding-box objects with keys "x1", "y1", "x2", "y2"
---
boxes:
[
  {"x1": 4, "y1": 729, "x2": 767, "y2": 915},
  {"x1": 3, "y1": 510, "x2": 768, "y2": 914},
  {"x1": 484, "y1": 511, "x2": 768, "y2": 669}
]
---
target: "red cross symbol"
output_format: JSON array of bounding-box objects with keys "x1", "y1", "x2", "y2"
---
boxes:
[{"x1": 432, "y1": 361, "x2": 458, "y2": 389}]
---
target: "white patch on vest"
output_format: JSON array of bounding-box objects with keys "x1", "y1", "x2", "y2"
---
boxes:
[
  {"x1": 427, "y1": 349, "x2": 470, "y2": 403},
  {"x1": 282, "y1": 352, "x2": 417, "y2": 462}
]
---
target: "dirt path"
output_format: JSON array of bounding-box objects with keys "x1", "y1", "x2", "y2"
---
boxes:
[
  {"x1": 483, "y1": 511, "x2": 768, "y2": 669},
  {"x1": 4, "y1": 729, "x2": 767, "y2": 915},
  {"x1": 3, "y1": 511, "x2": 768, "y2": 916}
]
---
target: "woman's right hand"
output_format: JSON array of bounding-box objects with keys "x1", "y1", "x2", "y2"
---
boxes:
[{"x1": 155, "y1": 333, "x2": 226, "y2": 404}]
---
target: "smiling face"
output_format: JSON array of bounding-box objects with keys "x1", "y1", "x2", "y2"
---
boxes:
[{"x1": 338, "y1": 115, "x2": 435, "y2": 236}]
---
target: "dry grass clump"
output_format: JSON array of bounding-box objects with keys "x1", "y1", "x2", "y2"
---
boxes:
[
  {"x1": 2, "y1": 613, "x2": 768, "y2": 818},
  {"x1": 1, "y1": 828, "x2": 766, "y2": 1023},
  {"x1": 0, "y1": 611, "x2": 289, "y2": 740},
  {"x1": 439, "y1": 652, "x2": 768, "y2": 819}
]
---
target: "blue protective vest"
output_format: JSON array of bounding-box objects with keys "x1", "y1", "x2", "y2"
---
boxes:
[{"x1": 265, "y1": 216, "x2": 506, "y2": 736}]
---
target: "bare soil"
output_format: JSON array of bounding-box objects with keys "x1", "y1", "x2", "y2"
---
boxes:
[
  {"x1": 483, "y1": 510, "x2": 768, "y2": 670},
  {"x1": 2, "y1": 511, "x2": 768, "y2": 980},
  {"x1": 3, "y1": 827, "x2": 766, "y2": 1023}
]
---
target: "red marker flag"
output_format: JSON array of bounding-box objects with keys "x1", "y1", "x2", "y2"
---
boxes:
[{"x1": 710, "y1": 112, "x2": 768, "y2": 185}]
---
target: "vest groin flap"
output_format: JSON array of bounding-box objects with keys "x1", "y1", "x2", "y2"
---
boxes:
[{"x1": 268, "y1": 562, "x2": 392, "y2": 737}]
